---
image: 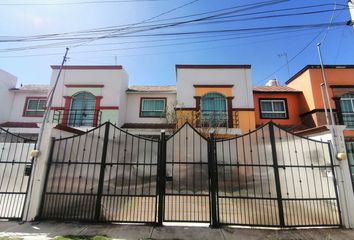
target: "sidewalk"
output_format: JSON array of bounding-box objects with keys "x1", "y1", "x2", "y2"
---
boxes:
[{"x1": 0, "y1": 221, "x2": 354, "y2": 240}]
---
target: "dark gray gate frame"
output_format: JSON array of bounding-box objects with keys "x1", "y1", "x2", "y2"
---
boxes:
[
  {"x1": 0, "y1": 127, "x2": 37, "y2": 220},
  {"x1": 269, "y1": 124, "x2": 285, "y2": 227},
  {"x1": 37, "y1": 122, "x2": 342, "y2": 228}
]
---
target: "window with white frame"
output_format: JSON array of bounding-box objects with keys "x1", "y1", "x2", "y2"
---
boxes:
[
  {"x1": 24, "y1": 98, "x2": 47, "y2": 117},
  {"x1": 140, "y1": 98, "x2": 166, "y2": 117},
  {"x1": 339, "y1": 93, "x2": 354, "y2": 128},
  {"x1": 260, "y1": 99, "x2": 287, "y2": 119}
]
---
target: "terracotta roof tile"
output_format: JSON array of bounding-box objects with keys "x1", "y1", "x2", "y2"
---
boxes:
[
  {"x1": 127, "y1": 85, "x2": 176, "y2": 93},
  {"x1": 253, "y1": 86, "x2": 301, "y2": 92}
]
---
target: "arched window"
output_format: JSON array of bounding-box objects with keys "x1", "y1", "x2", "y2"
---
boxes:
[
  {"x1": 339, "y1": 93, "x2": 354, "y2": 128},
  {"x1": 201, "y1": 92, "x2": 228, "y2": 127},
  {"x1": 69, "y1": 92, "x2": 96, "y2": 126}
]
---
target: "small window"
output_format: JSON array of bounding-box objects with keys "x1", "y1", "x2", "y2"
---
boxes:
[
  {"x1": 260, "y1": 99, "x2": 287, "y2": 119},
  {"x1": 339, "y1": 93, "x2": 354, "y2": 128},
  {"x1": 24, "y1": 98, "x2": 47, "y2": 117},
  {"x1": 140, "y1": 98, "x2": 166, "y2": 117}
]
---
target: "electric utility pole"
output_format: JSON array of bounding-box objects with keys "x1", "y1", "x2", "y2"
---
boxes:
[
  {"x1": 349, "y1": 0, "x2": 354, "y2": 27},
  {"x1": 37, "y1": 48, "x2": 69, "y2": 150}
]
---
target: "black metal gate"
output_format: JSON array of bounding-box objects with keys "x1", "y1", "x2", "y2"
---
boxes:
[
  {"x1": 0, "y1": 127, "x2": 36, "y2": 219},
  {"x1": 40, "y1": 122, "x2": 159, "y2": 222},
  {"x1": 215, "y1": 123, "x2": 341, "y2": 227},
  {"x1": 39, "y1": 121, "x2": 341, "y2": 227},
  {"x1": 162, "y1": 123, "x2": 210, "y2": 223}
]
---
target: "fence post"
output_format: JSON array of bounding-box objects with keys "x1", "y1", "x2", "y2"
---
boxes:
[
  {"x1": 35, "y1": 137, "x2": 55, "y2": 220},
  {"x1": 330, "y1": 125, "x2": 354, "y2": 228},
  {"x1": 208, "y1": 130, "x2": 219, "y2": 228},
  {"x1": 268, "y1": 123, "x2": 285, "y2": 227},
  {"x1": 157, "y1": 130, "x2": 167, "y2": 226},
  {"x1": 94, "y1": 122, "x2": 110, "y2": 220},
  {"x1": 24, "y1": 122, "x2": 56, "y2": 221}
]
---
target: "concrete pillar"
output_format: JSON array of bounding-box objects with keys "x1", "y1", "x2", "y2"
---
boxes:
[
  {"x1": 332, "y1": 125, "x2": 354, "y2": 228},
  {"x1": 22, "y1": 123, "x2": 55, "y2": 221}
]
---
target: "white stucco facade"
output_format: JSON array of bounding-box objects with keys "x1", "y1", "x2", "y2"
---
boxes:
[
  {"x1": 0, "y1": 69, "x2": 16, "y2": 123},
  {"x1": 50, "y1": 66, "x2": 128, "y2": 108},
  {"x1": 8, "y1": 90, "x2": 48, "y2": 123},
  {"x1": 176, "y1": 66, "x2": 254, "y2": 108},
  {"x1": 50, "y1": 66, "x2": 128, "y2": 126}
]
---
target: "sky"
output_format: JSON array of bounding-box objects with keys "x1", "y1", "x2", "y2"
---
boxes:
[{"x1": 0, "y1": 0, "x2": 353, "y2": 87}]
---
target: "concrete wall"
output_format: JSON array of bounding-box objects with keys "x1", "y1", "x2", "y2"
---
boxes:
[
  {"x1": 176, "y1": 67, "x2": 253, "y2": 109},
  {"x1": 125, "y1": 92, "x2": 176, "y2": 124},
  {"x1": 0, "y1": 69, "x2": 16, "y2": 123},
  {"x1": 117, "y1": 70, "x2": 129, "y2": 126}
]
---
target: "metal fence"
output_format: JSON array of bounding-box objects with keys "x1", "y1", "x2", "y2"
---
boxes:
[
  {"x1": 39, "y1": 122, "x2": 341, "y2": 227},
  {"x1": 0, "y1": 127, "x2": 37, "y2": 219},
  {"x1": 52, "y1": 109, "x2": 102, "y2": 127},
  {"x1": 215, "y1": 124, "x2": 340, "y2": 227},
  {"x1": 39, "y1": 123, "x2": 159, "y2": 222}
]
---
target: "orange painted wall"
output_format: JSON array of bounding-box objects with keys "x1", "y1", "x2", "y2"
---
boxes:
[
  {"x1": 309, "y1": 68, "x2": 354, "y2": 109},
  {"x1": 237, "y1": 110, "x2": 256, "y2": 132},
  {"x1": 287, "y1": 70, "x2": 315, "y2": 110},
  {"x1": 253, "y1": 92, "x2": 303, "y2": 126},
  {"x1": 195, "y1": 87, "x2": 232, "y2": 97},
  {"x1": 287, "y1": 68, "x2": 354, "y2": 110},
  {"x1": 287, "y1": 67, "x2": 354, "y2": 136}
]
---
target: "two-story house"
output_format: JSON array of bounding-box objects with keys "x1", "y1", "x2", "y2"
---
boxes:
[{"x1": 0, "y1": 69, "x2": 49, "y2": 137}]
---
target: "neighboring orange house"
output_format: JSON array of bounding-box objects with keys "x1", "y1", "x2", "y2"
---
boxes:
[
  {"x1": 285, "y1": 65, "x2": 354, "y2": 138},
  {"x1": 284, "y1": 65, "x2": 354, "y2": 190},
  {"x1": 253, "y1": 85, "x2": 304, "y2": 130}
]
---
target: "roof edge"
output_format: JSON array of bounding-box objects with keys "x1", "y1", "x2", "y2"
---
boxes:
[
  {"x1": 286, "y1": 65, "x2": 354, "y2": 85},
  {"x1": 51, "y1": 65, "x2": 123, "y2": 70},
  {"x1": 176, "y1": 64, "x2": 251, "y2": 69}
]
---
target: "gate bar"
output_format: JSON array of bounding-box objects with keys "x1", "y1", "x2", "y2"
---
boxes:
[
  {"x1": 94, "y1": 122, "x2": 110, "y2": 220},
  {"x1": 208, "y1": 131, "x2": 219, "y2": 228},
  {"x1": 269, "y1": 124, "x2": 285, "y2": 227},
  {"x1": 157, "y1": 130, "x2": 166, "y2": 226}
]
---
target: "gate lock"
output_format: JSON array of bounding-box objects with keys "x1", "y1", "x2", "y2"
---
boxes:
[{"x1": 24, "y1": 164, "x2": 32, "y2": 176}]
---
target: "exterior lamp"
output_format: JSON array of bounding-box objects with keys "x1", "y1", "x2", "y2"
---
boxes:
[
  {"x1": 30, "y1": 149, "x2": 40, "y2": 158},
  {"x1": 336, "y1": 152, "x2": 347, "y2": 161}
]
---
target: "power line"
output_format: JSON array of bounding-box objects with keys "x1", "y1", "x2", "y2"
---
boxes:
[
  {"x1": 0, "y1": 0, "x2": 290, "y2": 42},
  {"x1": 72, "y1": 0, "x2": 201, "y2": 47},
  {"x1": 0, "y1": 25, "x2": 341, "y2": 58},
  {"x1": 0, "y1": 5, "x2": 346, "y2": 52},
  {"x1": 255, "y1": 29, "x2": 326, "y2": 85}
]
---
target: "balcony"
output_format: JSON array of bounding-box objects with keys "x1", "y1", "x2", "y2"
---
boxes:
[
  {"x1": 200, "y1": 111, "x2": 228, "y2": 128},
  {"x1": 53, "y1": 109, "x2": 102, "y2": 127}
]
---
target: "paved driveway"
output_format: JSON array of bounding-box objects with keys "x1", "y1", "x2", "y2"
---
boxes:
[{"x1": 0, "y1": 221, "x2": 354, "y2": 240}]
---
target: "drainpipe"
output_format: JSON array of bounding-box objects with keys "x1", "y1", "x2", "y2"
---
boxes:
[
  {"x1": 316, "y1": 43, "x2": 338, "y2": 153},
  {"x1": 320, "y1": 83, "x2": 330, "y2": 126}
]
